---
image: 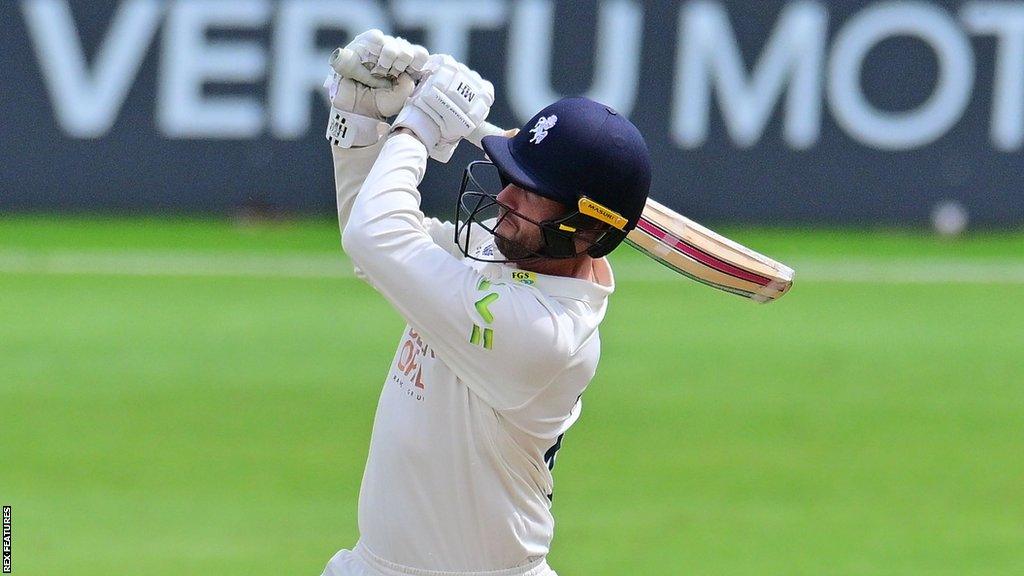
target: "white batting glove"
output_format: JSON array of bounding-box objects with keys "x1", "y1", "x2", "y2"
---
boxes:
[
  {"x1": 325, "y1": 62, "x2": 414, "y2": 121},
  {"x1": 393, "y1": 54, "x2": 495, "y2": 163},
  {"x1": 323, "y1": 30, "x2": 426, "y2": 148},
  {"x1": 347, "y1": 29, "x2": 430, "y2": 81},
  {"x1": 324, "y1": 69, "x2": 414, "y2": 148}
]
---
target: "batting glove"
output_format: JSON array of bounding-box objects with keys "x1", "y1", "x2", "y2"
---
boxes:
[
  {"x1": 347, "y1": 29, "x2": 429, "y2": 81},
  {"x1": 393, "y1": 54, "x2": 495, "y2": 163},
  {"x1": 323, "y1": 30, "x2": 428, "y2": 148}
]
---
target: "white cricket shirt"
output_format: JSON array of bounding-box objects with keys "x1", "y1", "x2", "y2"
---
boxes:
[{"x1": 332, "y1": 134, "x2": 614, "y2": 574}]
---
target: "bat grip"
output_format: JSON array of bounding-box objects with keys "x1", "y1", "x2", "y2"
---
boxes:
[{"x1": 467, "y1": 122, "x2": 515, "y2": 150}]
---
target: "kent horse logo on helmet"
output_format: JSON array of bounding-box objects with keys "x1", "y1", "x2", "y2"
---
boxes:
[{"x1": 529, "y1": 116, "x2": 557, "y2": 144}]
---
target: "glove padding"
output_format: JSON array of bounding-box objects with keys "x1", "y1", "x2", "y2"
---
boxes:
[
  {"x1": 324, "y1": 70, "x2": 413, "y2": 148},
  {"x1": 393, "y1": 54, "x2": 495, "y2": 163},
  {"x1": 347, "y1": 29, "x2": 429, "y2": 81},
  {"x1": 324, "y1": 30, "x2": 428, "y2": 148},
  {"x1": 326, "y1": 68, "x2": 414, "y2": 121}
]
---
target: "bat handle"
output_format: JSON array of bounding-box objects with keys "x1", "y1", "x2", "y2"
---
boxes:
[
  {"x1": 329, "y1": 47, "x2": 391, "y2": 89},
  {"x1": 467, "y1": 122, "x2": 516, "y2": 150}
]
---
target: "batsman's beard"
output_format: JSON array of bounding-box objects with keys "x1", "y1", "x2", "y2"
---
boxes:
[{"x1": 494, "y1": 210, "x2": 543, "y2": 261}]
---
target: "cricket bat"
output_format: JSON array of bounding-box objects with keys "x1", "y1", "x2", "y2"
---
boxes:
[{"x1": 331, "y1": 48, "x2": 795, "y2": 302}]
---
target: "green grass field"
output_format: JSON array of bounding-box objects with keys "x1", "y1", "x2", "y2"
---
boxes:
[{"x1": 1, "y1": 216, "x2": 1022, "y2": 575}]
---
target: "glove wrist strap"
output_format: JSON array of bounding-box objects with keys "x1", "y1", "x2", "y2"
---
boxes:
[{"x1": 326, "y1": 107, "x2": 389, "y2": 148}]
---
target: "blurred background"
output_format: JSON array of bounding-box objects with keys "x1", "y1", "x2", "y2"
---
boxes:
[{"x1": 1, "y1": 1, "x2": 1022, "y2": 575}]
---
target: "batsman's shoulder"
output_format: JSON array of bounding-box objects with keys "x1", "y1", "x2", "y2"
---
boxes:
[{"x1": 486, "y1": 282, "x2": 578, "y2": 358}]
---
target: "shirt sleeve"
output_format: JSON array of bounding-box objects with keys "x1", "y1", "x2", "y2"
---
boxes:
[
  {"x1": 332, "y1": 140, "x2": 484, "y2": 259},
  {"x1": 332, "y1": 139, "x2": 386, "y2": 235},
  {"x1": 342, "y1": 133, "x2": 571, "y2": 410},
  {"x1": 424, "y1": 218, "x2": 460, "y2": 257}
]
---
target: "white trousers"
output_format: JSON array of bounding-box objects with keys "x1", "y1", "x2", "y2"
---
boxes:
[{"x1": 321, "y1": 543, "x2": 558, "y2": 576}]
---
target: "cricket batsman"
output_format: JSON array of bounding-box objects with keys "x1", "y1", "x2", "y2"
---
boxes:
[{"x1": 321, "y1": 30, "x2": 652, "y2": 576}]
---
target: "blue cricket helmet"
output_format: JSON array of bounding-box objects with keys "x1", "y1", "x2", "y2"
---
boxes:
[{"x1": 481, "y1": 97, "x2": 652, "y2": 257}]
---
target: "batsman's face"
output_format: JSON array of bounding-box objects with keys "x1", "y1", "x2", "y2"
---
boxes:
[{"x1": 494, "y1": 183, "x2": 567, "y2": 260}]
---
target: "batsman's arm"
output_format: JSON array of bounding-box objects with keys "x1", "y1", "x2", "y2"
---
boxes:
[
  {"x1": 342, "y1": 133, "x2": 568, "y2": 410},
  {"x1": 325, "y1": 34, "x2": 423, "y2": 235},
  {"x1": 331, "y1": 131, "x2": 462, "y2": 258},
  {"x1": 328, "y1": 41, "x2": 459, "y2": 253},
  {"x1": 331, "y1": 140, "x2": 386, "y2": 238}
]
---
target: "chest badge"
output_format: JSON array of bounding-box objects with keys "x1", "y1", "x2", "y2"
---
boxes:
[{"x1": 511, "y1": 270, "x2": 537, "y2": 285}]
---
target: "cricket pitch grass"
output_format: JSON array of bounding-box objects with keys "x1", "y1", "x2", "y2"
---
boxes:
[{"x1": 1, "y1": 216, "x2": 1022, "y2": 575}]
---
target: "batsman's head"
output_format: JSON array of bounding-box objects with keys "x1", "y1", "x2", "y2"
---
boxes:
[{"x1": 458, "y1": 97, "x2": 652, "y2": 262}]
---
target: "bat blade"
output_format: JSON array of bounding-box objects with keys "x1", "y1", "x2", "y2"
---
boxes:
[{"x1": 627, "y1": 199, "x2": 794, "y2": 302}]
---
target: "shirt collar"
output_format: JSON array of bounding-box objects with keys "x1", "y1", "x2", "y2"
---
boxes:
[
  {"x1": 471, "y1": 236, "x2": 615, "y2": 303},
  {"x1": 479, "y1": 258, "x2": 615, "y2": 304}
]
